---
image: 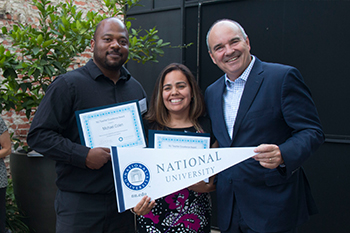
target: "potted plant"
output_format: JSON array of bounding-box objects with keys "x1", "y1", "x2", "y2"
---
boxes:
[{"x1": 0, "y1": 0, "x2": 170, "y2": 232}]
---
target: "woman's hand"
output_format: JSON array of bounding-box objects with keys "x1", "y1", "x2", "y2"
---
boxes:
[{"x1": 131, "y1": 196, "x2": 156, "y2": 216}]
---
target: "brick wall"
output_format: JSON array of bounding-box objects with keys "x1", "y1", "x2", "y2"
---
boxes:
[{"x1": 0, "y1": 0, "x2": 116, "y2": 174}]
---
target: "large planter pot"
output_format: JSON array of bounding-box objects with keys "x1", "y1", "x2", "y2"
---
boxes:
[{"x1": 10, "y1": 150, "x2": 57, "y2": 233}]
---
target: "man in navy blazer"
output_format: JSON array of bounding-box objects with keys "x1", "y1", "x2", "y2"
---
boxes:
[{"x1": 205, "y1": 19, "x2": 324, "y2": 233}]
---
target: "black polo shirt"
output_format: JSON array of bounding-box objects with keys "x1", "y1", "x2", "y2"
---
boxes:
[{"x1": 27, "y1": 59, "x2": 147, "y2": 194}]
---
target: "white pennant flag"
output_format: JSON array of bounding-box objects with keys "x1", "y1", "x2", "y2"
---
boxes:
[{"x1": 111, "y1": 147, "x2": 256, "y2": 212}]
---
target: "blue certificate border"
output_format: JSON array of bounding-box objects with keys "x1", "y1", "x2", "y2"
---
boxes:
[
  {"x1": 148, "y1": 130, "x2": 210, "y2": 149},
  {"x1": 75, "y1": 100, "x2": 146, "y2": 148}
]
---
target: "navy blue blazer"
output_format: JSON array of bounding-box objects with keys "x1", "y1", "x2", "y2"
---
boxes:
[{"x1": 205, "y1": 57, "x2": 324, "y2": 232}]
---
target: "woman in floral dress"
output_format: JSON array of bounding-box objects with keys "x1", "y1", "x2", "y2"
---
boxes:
[{"x1": 133, "y1": 63, "x2": 217, "y2": 233}]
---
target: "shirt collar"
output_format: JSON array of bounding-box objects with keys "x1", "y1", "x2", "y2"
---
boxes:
[
  {"x1": 225, "y1": 55, "x2": 256, "y2": 86},
  {"x1": 120, "y1": 66, "x2": 131, "y2": 81},
  {"x1": 87, "y1": 59, "x2": 131, "y2": 81}
]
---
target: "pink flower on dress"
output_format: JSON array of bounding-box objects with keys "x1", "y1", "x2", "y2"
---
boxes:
[
  {"x1": 175, "y1": 213, "x2": 201, "y2": 231},
  {"x1": 144, "y1": 211, "x2": 160, "y2": 224},
  {"x1": 164, "y1": 188, "x2": 189, "y2": 210}
]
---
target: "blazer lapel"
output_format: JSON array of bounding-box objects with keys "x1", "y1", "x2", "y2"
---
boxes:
[
  {"x1": 211, "y1": 77, "x2": 232, "y2": 146},
  {"x1": 231, "y1": 58, "x2": 264, "y2": 143}
]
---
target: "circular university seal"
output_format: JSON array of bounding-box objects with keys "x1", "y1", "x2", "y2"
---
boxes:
[{"x1": 123, "y1": 163, "x2": 150, "y2": 190}]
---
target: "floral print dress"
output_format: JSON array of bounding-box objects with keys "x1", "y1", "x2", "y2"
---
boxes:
[
  {"x1": 137, "y1": 118, "x2": 214, "y2": 233},
  {"x1": 0, "y1": 117, "x2": 8, "y2": 189},
  {"x1": 137, "y1": 188, "x2": 211, "y2": 233}
]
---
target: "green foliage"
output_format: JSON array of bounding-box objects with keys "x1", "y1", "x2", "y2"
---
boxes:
[
  {"x1": 0, "y1": 0, "x2": 170, "y2": 149},
  {"x1": 104, "y1": 0, "x2": 143, "y2": 17},
  {"x1": 10, "y1": 132, "x2": 29, "y2": 152},
  {"x1": 0, "y1": 0, "x2": 99, "y2": 118},
  {"x1": 128, "y1": 25, "x2": 170, "y2": 64},
  {"x1": 0, "y1": 0, "x2": 169, "y2": 115},
  {"x1": 105, "y1": 0, "x2": 170, "y2": 64},
  {"x1": 6, "y1": 179, "x2": 30, "y2": 232}
]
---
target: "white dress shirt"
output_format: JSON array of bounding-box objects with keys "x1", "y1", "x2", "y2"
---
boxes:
[{"x1": 223, "y1": 56, "x2": 256, "y2": 139}]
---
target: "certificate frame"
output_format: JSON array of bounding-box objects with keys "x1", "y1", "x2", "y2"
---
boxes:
[
  {"x1": 148, "y1": 130, "x2": 211, "y2": 149},
  {"x1": 75, "y1": 100, "x2": 146, "y2": 148}
]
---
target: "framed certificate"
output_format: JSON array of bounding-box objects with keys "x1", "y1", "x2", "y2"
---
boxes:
[
  {"x1": 148, "y1": 130, "x2": 211, "y2": 149},
  {"x1": 75, "y1": 100, "x2": 146, "y2": 148}
]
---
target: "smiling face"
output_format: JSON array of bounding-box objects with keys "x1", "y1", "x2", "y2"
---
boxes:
[
  {"x1": 162, "y1": 70, "x2": 192, "y2": 117},
  {"x1": 91, "y1": 18, "x2": 129, "y2": 73},
  {"x1": 208, "y1": 21, "x2": 251, "y2": 81}
]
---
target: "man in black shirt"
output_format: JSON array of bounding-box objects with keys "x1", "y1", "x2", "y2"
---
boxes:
[{"x1": 27, "y1": 17, "x2": 147, "y2": 233}]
